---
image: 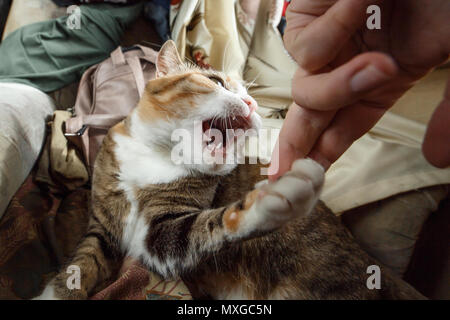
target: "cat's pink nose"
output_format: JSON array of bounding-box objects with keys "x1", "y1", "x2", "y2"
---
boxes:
[{"x1": 242, "y1": 97, "x2": 257, "y2": 118}]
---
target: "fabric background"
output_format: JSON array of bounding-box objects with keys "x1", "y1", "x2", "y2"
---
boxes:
[
  {"x1": 0, "y1": 2, "x2": 143, "y2": 92},
  {"x1": 0, "y1": 83, "x2": 55, "y2": 218}
]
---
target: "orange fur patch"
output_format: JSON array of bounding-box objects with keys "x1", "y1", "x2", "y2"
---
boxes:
[
  {"x1": 244, "y1": 188, "x2": 259, "y2": 208},
  {"x1": 136, "y1": 72, "x2": 217, "y2": 123},
  {"x1": 223, "y1": 189, "x2": 259, "y2": 232},
  {"x1": 111, "y1": 121, "x2": 129, "y2": 136}
]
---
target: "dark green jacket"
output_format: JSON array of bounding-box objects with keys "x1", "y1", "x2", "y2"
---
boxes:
[{"x1": 0, "y1": 4, "x2": 142, "y2": 92}]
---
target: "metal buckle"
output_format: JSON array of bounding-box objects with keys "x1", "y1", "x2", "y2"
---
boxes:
[{"x1": 64, "y1": 125, "x2": 87, "y2": 137}]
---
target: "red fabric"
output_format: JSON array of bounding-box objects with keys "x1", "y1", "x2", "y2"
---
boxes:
[{"x1": 282, "y1": 0, "x2": 290, "y2": 17}]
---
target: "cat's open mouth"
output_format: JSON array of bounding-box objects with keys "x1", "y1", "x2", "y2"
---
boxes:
[{"x1": 202, "y1": 115, "x2": 252, "y2": 152}]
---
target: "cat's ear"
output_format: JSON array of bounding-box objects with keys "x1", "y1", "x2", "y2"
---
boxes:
[{"x1": 156, "y1": 40, "x2": 183, "y2": 77}]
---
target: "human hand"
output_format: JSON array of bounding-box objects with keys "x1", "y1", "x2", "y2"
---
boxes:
[{"x1": 269, "y1": 0, "x2": 450, "y2": 181}]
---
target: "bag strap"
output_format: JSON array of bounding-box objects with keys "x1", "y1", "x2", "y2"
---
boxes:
[
  {"x1": 135, "y1": 44, "x2": 158, "y2": 62},
  {"x1": 110, "y1": 45, "x2": 158, "y2": 65},
  {"x1": 110, "y1": 47, "x2": 127, "y2": 65},
  {"x1": 64, "y1": 114, "x2": 126, "y2": 166},
  {"x1": 110, "y1": 45, "x2": 158, "y2": 97},
  {"x1": 127, "y1": 56, "x2": 145, "y2": 97},
  {"x1": 65, "y1": 114, "x2": 126, "y2": 136}
]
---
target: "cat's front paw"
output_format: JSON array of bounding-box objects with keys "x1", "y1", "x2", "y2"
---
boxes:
[
  {"x1": 256, "y1": 158, "x2": 324, "y2": 229},
  {"x1": 224, "y1": 159, "x2": 324, "y2": 237}
]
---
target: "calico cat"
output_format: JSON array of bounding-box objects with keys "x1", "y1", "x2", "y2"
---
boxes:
[{"x1": 35, "y1": 40, "x2": 424, "y2": 300}]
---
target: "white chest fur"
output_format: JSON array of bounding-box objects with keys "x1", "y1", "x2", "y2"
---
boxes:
[
  {"x1": 113, "y1": 132, "x2": 188, "y2": 277},
  {"x1": 113, "y1": 132, "x2": 188, "y2": 187}
]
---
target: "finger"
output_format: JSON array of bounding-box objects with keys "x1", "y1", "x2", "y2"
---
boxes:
[
  {"x1": 307, "y1": 102, "x2": 389, "y2": 169},
  {"x1": 422, "y1": 74, "x2": 450, "y2": 168},
  {"x1": 285, "y1": 0, "x2": 375, "y2": 71},
  {"x1": 292, "y1": 52, "x2": 398, "y2": 111},
  {"x1": 268, "y1": 103, "x2": 335, "y2": 181},
  {"x1": 284, "y1": 0, "x2": 339, "y2": 32}
]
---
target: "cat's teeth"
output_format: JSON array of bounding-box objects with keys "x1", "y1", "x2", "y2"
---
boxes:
[{"x1": 232, "y1": 115, "x2": 236, "y2": 121}]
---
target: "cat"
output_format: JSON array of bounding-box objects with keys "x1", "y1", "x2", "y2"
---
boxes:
[{"x1": 34, "y1": 40, "x2": 424, "y2": 300}]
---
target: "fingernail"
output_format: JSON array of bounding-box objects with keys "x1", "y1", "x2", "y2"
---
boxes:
[{"x1": 350, "y1": 65, "x2": 391, "y2": 92}]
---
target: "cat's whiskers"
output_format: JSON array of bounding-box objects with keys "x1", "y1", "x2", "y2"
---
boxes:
[
  {"x1": 245, "y1": 71, "x2": 261, "y2": 91},
  {"x1": 226, "y1": 110, "x2": 233, "y2": 133},
  {"x1": 211, "y1": 114, "x2": 220, "y2": 128},
  {"x1": 221, "y1": 117, "x2": 228, "y2": 136},
  {"x1": 206, "y1": 115, "x2": 217, "y2": 145},
  {"x1": 183, "y1": 56, "x2": 197, "y2": 67}
]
